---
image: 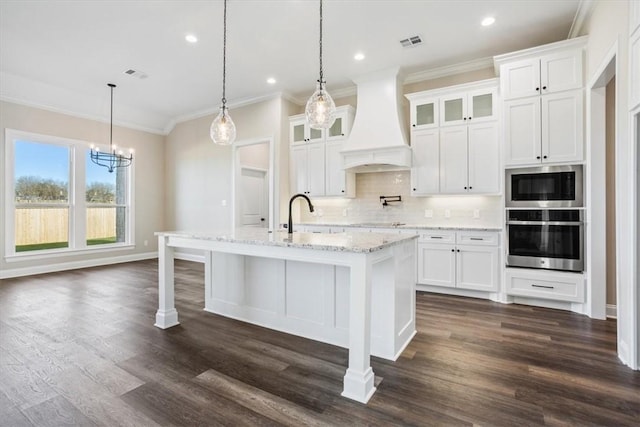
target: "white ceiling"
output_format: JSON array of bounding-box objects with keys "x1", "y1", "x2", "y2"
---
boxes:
[{"x1": 0, "y1": 0, "x2": 582, "y2": 134}]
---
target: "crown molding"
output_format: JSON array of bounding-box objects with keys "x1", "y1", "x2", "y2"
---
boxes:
[
  {"x1": 403, "y1": 57, "x2": 495, "y2": 84},
  {"x1": 568, "y1": 0, "x2": 595, "y2": 39}
]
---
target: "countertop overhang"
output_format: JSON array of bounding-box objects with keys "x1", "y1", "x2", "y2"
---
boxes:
[
  {"x1": 155, "y1": 228, "x2": 417, "y2": 253},
  {"x1": 299, "y1": 222, "x2": 502, "y2": 232}
]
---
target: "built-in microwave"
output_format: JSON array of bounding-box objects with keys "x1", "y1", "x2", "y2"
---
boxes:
[{"x1": 506, "y1": 165, "x2": 583, "y2": 208}]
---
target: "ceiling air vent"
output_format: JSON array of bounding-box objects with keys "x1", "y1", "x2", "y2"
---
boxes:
[
  {"x1": 400, "y1": 35, "x2": 423, "y2": 48},
  {"x1": 123, "y1": 68, "x2": 148, "y2": 79}
]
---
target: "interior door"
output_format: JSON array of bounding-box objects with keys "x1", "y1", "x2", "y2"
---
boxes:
[{"x1": 239, "y1": 167, "x2": 267, "y2": 227}]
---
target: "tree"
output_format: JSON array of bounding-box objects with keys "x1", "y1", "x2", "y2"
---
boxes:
[
  {"x1": 15, "y1": 176, "x2": 68, "y2": 203},
  {"x1": 86, "y1": 182, "x2": 115, "y2": 203}
]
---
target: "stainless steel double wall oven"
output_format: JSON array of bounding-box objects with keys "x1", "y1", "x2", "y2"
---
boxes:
[{"x1": 506, "y1": 165, "x2": 584, "y2": 272}]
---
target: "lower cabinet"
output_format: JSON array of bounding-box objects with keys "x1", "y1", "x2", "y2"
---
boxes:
[
  {"x1": 505, "y1": 268, "x2": 584, "y2": 303},
  {"x1": 417, "y1": 230, "x2": 499, "y2": 292}
]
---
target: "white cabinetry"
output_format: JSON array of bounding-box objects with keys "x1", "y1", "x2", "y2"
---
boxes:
[
  {"x1": 630, "y1": 29, "x2": 640, "y2": 110},
  {"x1": 630, "y1": 0, "x2": 640, "y2": 37},
  {"x1": 505, "y1": 268, "x2": 584, "y2": 303},
  {"x1": 504, "y1": 90, "x2": 583, "y2": 165},
  {"x1": 407, "y1": 79, "x2": 500, "y2": 196},
  {"x1": 500, "y1": 50, "x2": 582, "y2": 100},
  {"x1": 495, "y1": 37, "x2": 586, "y2": 167},
  {"x1": 408, "y1": 96, "x2": 438, "y2": 130},
  {"x1": 289, "y1": 106, "x2": 355, "y2": 197},
  {"x1": 439, "y1": 87, "x2": 497, "y2": 126},
  {"x1": 417, "y1": 230, "x2": 499, "y2": 292},
  {"x1": 291, "y1": 142, "x2": 325, "y2": 196},
  {"x1": 440, "y1": 123, "x2": 500, "y2": 194}
]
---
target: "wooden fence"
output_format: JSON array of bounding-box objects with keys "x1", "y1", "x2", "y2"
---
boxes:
[{"x1": 15, "y1": 207, "x2": 116, "y2": 245}]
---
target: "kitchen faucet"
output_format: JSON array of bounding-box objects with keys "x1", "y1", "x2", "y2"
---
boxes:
[{"x1": 288, "y1": 193, "x2": 314, "y2": 234}]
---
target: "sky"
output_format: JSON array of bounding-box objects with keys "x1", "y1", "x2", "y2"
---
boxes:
[{"x1": 15, "y1": 140, "x2": 116, "y2": 186}]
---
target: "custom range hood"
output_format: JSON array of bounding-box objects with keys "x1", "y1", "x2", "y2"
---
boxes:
[{"x1": 341, "y1": 68, "x2": 411, "y2": 172}]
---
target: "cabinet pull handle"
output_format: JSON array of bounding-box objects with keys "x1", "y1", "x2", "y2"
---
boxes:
[
  {"x1": 464, "y1": 186, "x2": 467, "y2": 189},
  {"x1": 341, "y1": 190, "x2": 345, "y2": 193},
  {"x1": 536, "y1": 87, "x2": 540, "y2": 91},
  {"x1": 451, "y1": 249, "x2": 455, "y2": 252},
  {"x1": 536, "y1": 156, "x2": 541, "y2": 159},
  {"x1": 412, "y1": 124, "x2": 416, "y2": 127},
  {"x1": 542, "y1": 86, "x2": 547, "y2": 90},
  {"x1": 543, "y1": 155, "x2": 547, "y2": 159},
  {"x1": 463, "y1": 117, "x2": 467, "y2": 121},
  {"x1": 341, "y1": 133, "x2": 344, "y2": 136},
  {"x1": 456, "y1": 249, "x2": 460, "y2": 252},
  {"x1": 431, "y1": 236, "x2": 443, "y2": 239},
  {"x1": 531, "y1": 284, "x2": 555, "y2": 289},
  {"x1": 469, "y1": 186, "x2": 472, "y2": 190},
  {"x1": 468, "y1": 117, "x2": 472, "y2": 120},
  {"x1": 470, "y1": 237, "x2": 483, "y2": 241}
]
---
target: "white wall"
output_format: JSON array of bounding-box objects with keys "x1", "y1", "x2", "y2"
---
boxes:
[
  {"x1": 164, "y1": 96, "x2": 288, "y2": 238},
  {"x1": 579, "y1": 0, "x2": 635, "y2": 368},
  {"x1": 0, "y1": 101, "x2": 165, "y2": 277}
]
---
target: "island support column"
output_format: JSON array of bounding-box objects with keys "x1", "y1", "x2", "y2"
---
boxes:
[
  {"x1": 341, "y1": 253, "x2": 376, "y2": 403},
  {"x1": 155, "y1": 235, "x2": 179, "y2": 329}
]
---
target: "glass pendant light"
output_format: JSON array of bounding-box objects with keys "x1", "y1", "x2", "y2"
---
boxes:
[
  {"x1": 211, "y1": 0, "x2": 236, "y2": 145},
  {"x1": 305, "y1": 0, "x2": 336, "y2": 130}
]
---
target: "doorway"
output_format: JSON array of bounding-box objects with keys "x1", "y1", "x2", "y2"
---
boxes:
[{"x1": 232, "y1": 137, "x2": 275, "y2": 231}]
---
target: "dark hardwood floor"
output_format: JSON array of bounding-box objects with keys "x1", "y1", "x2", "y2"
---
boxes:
[{"x1": 1, "y1": 259, "x2": 638, "y2": 426}]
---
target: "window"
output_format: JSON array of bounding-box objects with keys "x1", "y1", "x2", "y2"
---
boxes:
[{"x1": 5, "y1": 129, "x2": 133, "y2": 257}]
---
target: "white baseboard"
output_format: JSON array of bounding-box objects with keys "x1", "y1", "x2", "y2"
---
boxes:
[
  {"x1": 174, "y1": 252, "x2": 205, "y2": 263},
  {"x1": 606, "y1": 304, "x2": 617, "y2": 319},
  {"x1": 0, "y1": 251, "x2": 158, "y2": 279}
]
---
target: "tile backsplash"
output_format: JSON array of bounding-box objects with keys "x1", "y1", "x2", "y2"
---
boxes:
[{"x1": 300, "y1": 171, "x2": 503, "y2": 227}]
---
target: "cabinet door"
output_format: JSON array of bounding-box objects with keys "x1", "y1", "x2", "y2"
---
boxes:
[
  {"x1": 306, "y1": 143, "x2": 326, "y2": 196},
  {"x1": 501, "y1": 58, "x2": 540, "y2": 100},
  {"x1": 467, "y1": 123, "x2": 500, "y2": 194},
  {"x1": 411, "y1": 129, "x2": 440, "y2": 195},
  {"x1": 439, "y1": 92, "x2": 467, "y2": 126},
  {"x1": 410, "y1": 97, "x2": 439, "y2": 130},
  {"x1": 417, "y1": 243, "x2": 456, "y2": 287},
  {"x1": 326, "y1": 109, "x2": 350, "y2": 141},
  {"x1": 504, "y1": 97, "x2": 542, "y2": 166},
  {"x1": 325, "y1": 140, "x2": 347, "y2": 196},
  {"x1": 290, "y1": 118, "x2": 307, "y2": 144},
  {"x1": 456, "y1": 246, "x2": 499, "y2": 292},
  {"x1": 467, "y1": 87, "x2": 497, "y2": 123},
  {"x1": 308, "y1": 126, "x2": 324, "y2": 143},
  {"x1": 541, "y1": 90, "x2": 583, "y2": 163},
  {"x1": 540, "y1": 50, "x2": 583, "y2": 95},
  {"x1": 439, "y1": 126, "x2": 469, "y2": 193},
  {"x1": 290, "y1": 145, "x2": 309, "y2": 194},
  {"x1": 632, "y1": 0, "x2": 640, "y2": 37}
]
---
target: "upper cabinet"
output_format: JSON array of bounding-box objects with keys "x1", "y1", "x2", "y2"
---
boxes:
[
  {"x1": 289, "y1": 106, "x2": 356, "y2": 198},
  {"x1": 408, "y1": 96, "x2": 439, "y2": 130},
  {"x1": 495, "y1": 37, "x2": 586, "y2": 167},
  {"x1": 439, "y1": 87, "x2": 497, "y2": 126},
  {"x1": 500, "y1": 50, "x2": 582, "y2": 100},
  {"x1": 407, "y1": 79, "x2": 501, "y2": 196}
]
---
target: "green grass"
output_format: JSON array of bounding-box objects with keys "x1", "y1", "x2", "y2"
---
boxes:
[
  {"x1": 16, "y1": 237, "x2": 118, "y2": 252},
  {"x1": 87, "y1": 236, "x2": 117, "y2": 246},
  {"x1": 16, "y1": 241, "x2": 68, "y2": 252}
]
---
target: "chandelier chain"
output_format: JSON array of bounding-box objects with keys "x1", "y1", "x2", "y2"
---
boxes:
[
  {"x1": 222, "y1": 0, "x2": 228, "y2": 106},
  {"x1": 109, "y1": 84, "x2": 114, "y2": 148},
  {"x1": 319, "y1": 0, "x2": 323, "y2": 86}
]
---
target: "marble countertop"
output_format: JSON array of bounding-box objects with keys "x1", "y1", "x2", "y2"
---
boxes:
[
  {"x1": 156, "y1": 228, "x2": 417, "y2": 253},
  {"x1": 299, "y1": 222, "x2": 502, "y2": 232}
]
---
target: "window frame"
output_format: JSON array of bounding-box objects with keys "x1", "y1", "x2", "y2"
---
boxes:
[{"x1": 4, "y1": 128, "x2": 135, "y2": 261}]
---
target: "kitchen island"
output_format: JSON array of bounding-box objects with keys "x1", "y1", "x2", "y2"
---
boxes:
[{"x1": 154, "y1": 228, "x2": 416, "y2": 404}]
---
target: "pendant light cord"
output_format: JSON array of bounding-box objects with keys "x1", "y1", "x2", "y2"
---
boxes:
[
  {"x1": 319, "y1": 0, "x2": 323, "y2": 87},
  {"x1": 222, "y1": 0, "x2": 228, "y2": 107}
]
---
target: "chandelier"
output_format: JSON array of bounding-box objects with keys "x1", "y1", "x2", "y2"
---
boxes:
[{"x1": 90, "y1": 83, "x2": 132, "y2": 173}]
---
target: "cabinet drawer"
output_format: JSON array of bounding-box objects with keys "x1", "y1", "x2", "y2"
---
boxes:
[
  {"x1": 456, "y1": 231, "x2": 499, "y2": 246},
  {"x1": 506, "y1": 269, "x2": 584, "y2": 302},
  {"x1": 417, "y1": 230, "x2": 456, "y2": 244}
]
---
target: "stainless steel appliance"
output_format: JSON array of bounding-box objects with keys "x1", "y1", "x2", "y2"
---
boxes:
[
  {"x1": 506, "y1": 209, "x2": 584, "y2": 272},
  {"x1": 506, "y1": 165, "x2": 583, "y2": 208}
]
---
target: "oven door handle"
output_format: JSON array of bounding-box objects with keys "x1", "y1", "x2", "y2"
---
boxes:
[{"x1": 507, "y1": 221, "x2": 584, "y2": 226}]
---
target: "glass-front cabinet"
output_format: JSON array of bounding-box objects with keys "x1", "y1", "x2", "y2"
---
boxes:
[
  {"x1": 439, "y1": 87, "x2": 497, "y2": 126},
  {"x1": 326, "y1": 107, "x2": 354, "y2": 141},
  {"x1": 289, "y1": 116, "x2": 324, "y2": 144},
  {"x1": 407, "y1": 96, "x2": 438, "y2": 130}
]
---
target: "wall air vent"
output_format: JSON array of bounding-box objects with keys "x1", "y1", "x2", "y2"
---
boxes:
[
  {"x1": 400, "y1": 35, "x2": 423, "y2": 48},
  {"x1": 123, "y1": 69, "x2": 148, "y2": 79}
]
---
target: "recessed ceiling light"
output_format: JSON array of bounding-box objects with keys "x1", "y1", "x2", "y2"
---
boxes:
[
  {"x1": 481, "y1": 16, "x2": 495, "y2": 27},
  {"x1": 354, "y1": 52, "x2": 365, "y2": 61},
  {"x1": 185, "y1": 34, "x2": 198, "y2": 43},
  {"x1": 266, "y1": 77, "x2": 276, "y2": 85}
]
